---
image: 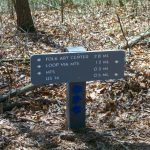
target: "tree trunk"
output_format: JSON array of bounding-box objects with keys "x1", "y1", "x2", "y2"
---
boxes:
[
  {"x1": 119, "y1": 0, "x2": 124, "y2": 7},
  {"x1": 8, "y1": 0, "x2": 14, "y2": 19},
  {"x1": 13, "y1": 0, "x2": 35, "y2": 32}
]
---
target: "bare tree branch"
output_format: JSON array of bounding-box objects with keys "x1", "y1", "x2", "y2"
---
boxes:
[{"x1": 116, "y1": 13, "x2": 130, "y2": 54}]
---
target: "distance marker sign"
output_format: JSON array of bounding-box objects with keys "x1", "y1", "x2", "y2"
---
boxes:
[{"x1": 31, "y1": 50, "x2": 125, "y2": 85}]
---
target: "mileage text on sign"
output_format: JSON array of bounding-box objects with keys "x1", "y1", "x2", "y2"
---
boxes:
[{"x1": 31, "y1": 50, "x2": 125, "y2": 85}]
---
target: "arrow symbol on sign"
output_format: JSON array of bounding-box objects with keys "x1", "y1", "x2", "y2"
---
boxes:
[{"x1": 37, "y1": 72, "x2": 42, "y2": 75}]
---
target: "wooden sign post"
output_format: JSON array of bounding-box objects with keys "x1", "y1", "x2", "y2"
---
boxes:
[{"x1": 31, "y1": 46, "x2": 125, "y2": 130}]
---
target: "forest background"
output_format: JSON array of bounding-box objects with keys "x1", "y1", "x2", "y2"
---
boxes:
[{"x1": 0, "y1": 0, "x2": 150, "y2": 150}]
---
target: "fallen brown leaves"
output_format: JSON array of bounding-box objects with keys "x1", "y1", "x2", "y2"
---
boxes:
[{"x1": 0, "y1": 3, "x2": 150, "y2": 150}]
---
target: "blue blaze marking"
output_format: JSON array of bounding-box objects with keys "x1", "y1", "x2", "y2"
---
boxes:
[
  {"x1": 72, "y1": 106, "x2": 81, "y2": 113},
  {"x1": 73, "y1": 85, "x2": 82, "y2": 93},
  {"x1": 72, "y1": 95, "x2": 81, "y2": 103}
]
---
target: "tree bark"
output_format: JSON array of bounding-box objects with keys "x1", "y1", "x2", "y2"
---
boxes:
[{"x1": 13, "y1": 0, "x2": 36, "y2": 32}]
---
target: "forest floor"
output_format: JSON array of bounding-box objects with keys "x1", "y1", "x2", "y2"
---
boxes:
[{"x1": 0, "y1": 4, "x2": 150, "y2": 150}]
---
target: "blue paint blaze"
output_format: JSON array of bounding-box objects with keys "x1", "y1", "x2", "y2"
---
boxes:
[
  {"x1": 72, "y1": 95, "x2": 81, "y2": 103},
  {"x1": 73, "y1": 85, "x2": 82, "y2": 93},
  {"x1": 72, "y1": 106, "x2": 81, "y2": 113}
]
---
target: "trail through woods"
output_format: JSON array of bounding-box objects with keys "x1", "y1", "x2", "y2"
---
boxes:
[{"x1": 0, "y1": 4, "x2": 150, "y2": 150}]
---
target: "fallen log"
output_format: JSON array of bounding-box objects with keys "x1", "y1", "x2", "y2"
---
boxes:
[
  {"x1": 119, "y1": 29, "x2": 150, "y2": 49},
  {"x1": 0, "y1": 83, "x2": 37, "y2": 103},
  {"x1": 0, "y1": 58, "x2": 30, "y2": 63}
]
